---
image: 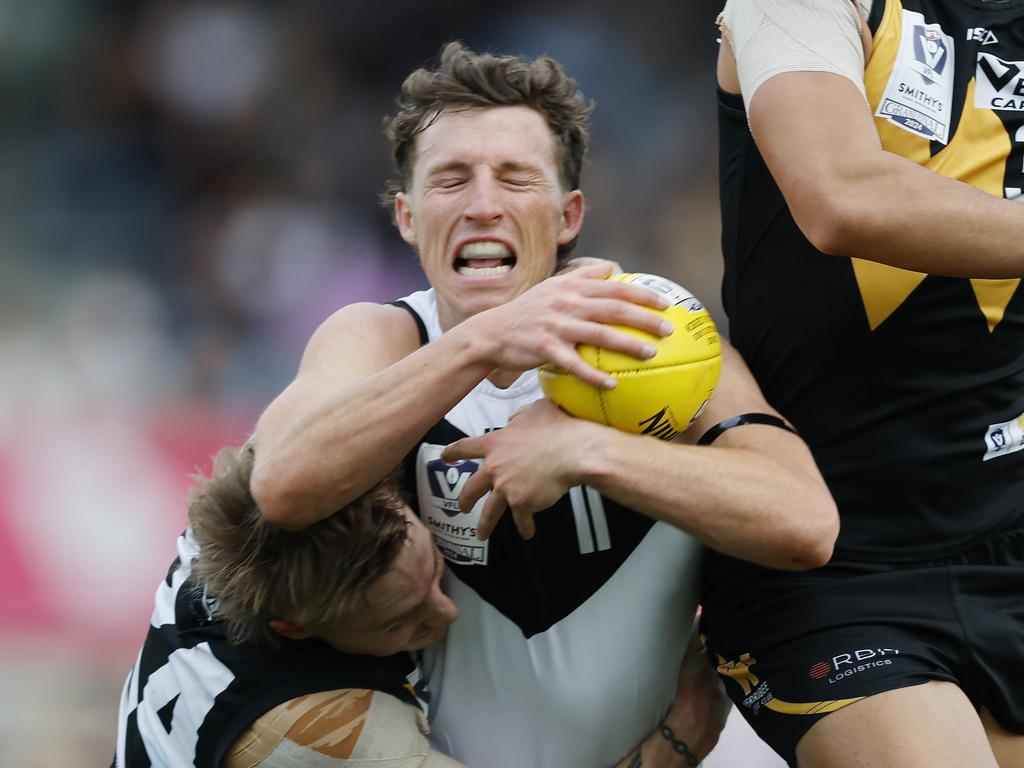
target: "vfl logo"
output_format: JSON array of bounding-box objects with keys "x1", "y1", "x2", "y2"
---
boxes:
[
  {"x1": 638, "y1": 407, "x2": 681, "y2": 441},
  {"x1": 426, "y1": 458, "x2": 479, "y2": 516},
  {"x1": 976, "y1": 53, "x2": 1024, "y2": 111},
  {"x1": 913, "y1": 26, "x2": 948, "y2": 83}
]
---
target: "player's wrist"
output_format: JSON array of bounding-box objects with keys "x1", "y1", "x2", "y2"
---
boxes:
[
  {"x1": 445, "y1": 317, "x2": 505, "y2": 375},
  {"x1": 572, "y1": 419, "x2": 619, "y2": 487}
]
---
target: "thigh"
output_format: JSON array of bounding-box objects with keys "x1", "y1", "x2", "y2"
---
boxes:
[
  {"x1": 796, "y1": 681, "x2": 998, "y2": 768},
  {"x1": 981, "y1": 707, "x2": 1024, "y2": 768}
]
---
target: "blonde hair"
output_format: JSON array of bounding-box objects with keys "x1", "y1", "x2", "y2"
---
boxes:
[{"x1": 188, "y1": 444, "x2": 409, "y2": 646}]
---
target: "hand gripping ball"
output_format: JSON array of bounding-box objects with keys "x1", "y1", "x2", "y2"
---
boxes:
[{"x1": 538, "y1": 273, "x2": 721, "y2": 440}]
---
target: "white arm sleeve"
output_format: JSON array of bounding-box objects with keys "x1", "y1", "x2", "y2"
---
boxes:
[{"x1": 719, "y1": 0, "x2": 871, "y2": 108}]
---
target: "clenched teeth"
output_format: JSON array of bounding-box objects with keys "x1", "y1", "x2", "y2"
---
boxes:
[
  {"x1": 459, "y1": 241, "x2": 513, "y2": 259},
  {"x1": 457, "y1": 264, "x2": 512, "y2": 276},
  {"x1": 455, "y1": 240, "x2": 516, "y2": 275}
]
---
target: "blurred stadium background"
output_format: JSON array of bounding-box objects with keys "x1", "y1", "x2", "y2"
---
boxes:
[{"x1": 0, "y1": 0, "x2": 783, "y2": 764}]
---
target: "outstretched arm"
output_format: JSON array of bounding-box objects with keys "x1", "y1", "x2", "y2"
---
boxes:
[
  {"x1": 444, "y1": 342, "x2": 838, "y2": 571},
  {"x1": 251, "y1": 262, "x2": 671, "y2": 528}
]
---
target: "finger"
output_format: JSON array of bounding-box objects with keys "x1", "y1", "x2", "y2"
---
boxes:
[
  {"x1": 442, "y1": 436, "x2": 487, "y2": 462},
  {"x1": 511, "y1": 505, "x2": 537, "y2": 540},
  {"x1": 458, "y1": 469, "x2": 493, "y2": 515},
  {"x1": 550, "y1": 317, "x2": 665, "y2": 362},
  {"x1": 573, "y1": 298, "x2": 675, "y2": 338},
  {"x1": 476, "y1": 490, "x2": 508, "y2": 541},
  {"x1": 545, "y1": 349, "x2": 618, "y2": 390},
  {"x1": 556, "y1": 260, "x2": 616, "y2": 279},
  {"x1": 576, "y1": 279, "x2": 671, "y2": 311}
]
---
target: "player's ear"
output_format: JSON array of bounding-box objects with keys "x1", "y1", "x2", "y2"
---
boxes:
[
  {"x1": 269, "y1": 619, "x2": 313, "y2": 640},
  {"x1": 395, "y1": 192, "x2": 417, "y2": 247},
  {"x1": 557, "y1": 190, "x2": 584, "y2": 246}
]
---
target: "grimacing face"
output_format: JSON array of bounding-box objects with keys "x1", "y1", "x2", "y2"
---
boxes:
[{"x1": 394, "y1": 105, "x2": 585, "y2": 331}]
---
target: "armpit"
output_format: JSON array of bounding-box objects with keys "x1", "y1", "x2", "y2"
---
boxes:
[
  {"x1": 226, "y1": 689, "x2": 465, "y2": 767},
  {"x1": 718, "y1": 0, "x2": 869, "y2": 108}
]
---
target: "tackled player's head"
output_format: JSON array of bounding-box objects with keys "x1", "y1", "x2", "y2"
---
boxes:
[
  {"x1": 189, "y1": 445, "x2": 456, "y2": 655},
  {"x1": 383, "y1": 41, "x2": 593, "y2": 267}
]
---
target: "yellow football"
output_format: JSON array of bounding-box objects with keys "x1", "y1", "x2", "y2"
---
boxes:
[{"x1": 538, "y1": 273, "x2": 721, "y2": 440}]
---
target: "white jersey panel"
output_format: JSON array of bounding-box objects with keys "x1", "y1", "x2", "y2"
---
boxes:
[
  {"x1": 397, "y1": 288, "x2": 704, "y2": 767},
  {"x1": 422, "y1": 525, "x2": 700, "y2": 768}
]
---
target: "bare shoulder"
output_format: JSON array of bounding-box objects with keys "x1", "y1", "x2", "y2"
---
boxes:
[
  {"x1": 298, "y1": 302, "x2": 423, "y2": 378},
  {"x1": 225, "y1": 688, "x2": 466, "y2": 767}
]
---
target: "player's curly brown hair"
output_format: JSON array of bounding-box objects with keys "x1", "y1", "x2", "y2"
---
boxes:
[
  {"x1": 188, "y1": 443, "x2": 409, "y2": 647},
  {"x1": 383, "y1": 41, "x2": 594, "y2": 263}
]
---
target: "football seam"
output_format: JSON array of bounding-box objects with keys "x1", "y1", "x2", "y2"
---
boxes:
[{"x1": 605, "y1": 361, "x2": 716, "y2": 375}]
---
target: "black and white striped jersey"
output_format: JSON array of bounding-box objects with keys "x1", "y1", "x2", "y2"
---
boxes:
[
  {"x1": 114, "y1": 530, "x2": 419, "y2": 768},
  {"x1": 394, "y1": 289, "x2": 703, "y2": 768}
]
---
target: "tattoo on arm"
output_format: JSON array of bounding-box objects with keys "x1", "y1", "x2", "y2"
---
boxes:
[{"x1": 659, "y1": 720, "x2": 700, "y2": 767}]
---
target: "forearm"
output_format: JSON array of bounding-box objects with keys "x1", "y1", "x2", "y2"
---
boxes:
[
  {"x1": 253, "y1": 325, "x2": 494, "y2": 528},
  {"x1": 613, "y1": 629, "x2": 728, "y2": 768},
  {"x1": 578, "y1": 426, "x2": 836, "y2": 570}
]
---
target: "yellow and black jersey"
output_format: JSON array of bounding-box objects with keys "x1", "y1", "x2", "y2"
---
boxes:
[{"x1": 718, "y1": 0, "x2": 1024, "y2": 562}]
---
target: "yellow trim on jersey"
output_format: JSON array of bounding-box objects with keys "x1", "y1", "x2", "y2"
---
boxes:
[
  {"x1": 854, "y1": 0, "x2": 1021, "y2": 332},
  {"x1": 715, "y1": 651, "x2": 866, "y2": 717},
  {"x1": 763, "y1": 695, "x2": 866, "y2": 715}
]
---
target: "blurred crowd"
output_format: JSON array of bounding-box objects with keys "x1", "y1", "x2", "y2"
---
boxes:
[
  {"x1": 0, "y1": 1, "x2": 756, "y2": 765},
  {"x1": 0, "y1": 0, "x2": 724, "y2": 414}
]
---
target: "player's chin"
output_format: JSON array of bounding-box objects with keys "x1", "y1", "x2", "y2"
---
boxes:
[{"x1": 407, "y1": 627, "x2": 448, "y2": 652}]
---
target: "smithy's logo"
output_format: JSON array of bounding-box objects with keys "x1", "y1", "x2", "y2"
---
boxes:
[
  {"x1": 426, "y1": 459, "x2": 480, "y2": 516},
  {"x1": 913, "y1": 26, "x2": 948, "y2": 83}
]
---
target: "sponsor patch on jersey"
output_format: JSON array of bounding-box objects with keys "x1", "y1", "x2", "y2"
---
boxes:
[
  {"x1": 812, "y1": 647, "x2": 901, "y2": 686},
  {"x1": 416, "y1": 443, "x2": 489, "y2": 565},
  {"x1": 875, "y1": 11, "x2": 954, "y2": 143},
  {"x1": 975, "y1": 53, "x2": 1024, "y2": 112},
  {"x1": 982, "y1": 412, "x2": 1024, "y2": 461}
]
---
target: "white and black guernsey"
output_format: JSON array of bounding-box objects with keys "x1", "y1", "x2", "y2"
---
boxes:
[
  {"x1": 394, "y1": 289, "x2": 703, "y2": 768},
  {"x1": 114, "y1": 530, "x2": 419, "y2": 768}
]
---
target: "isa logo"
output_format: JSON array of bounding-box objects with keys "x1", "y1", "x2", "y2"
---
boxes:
[
  {"x1": 425, "y1": 458, "x2": 480, "y2": 516},
  {"x1": 912, "y1": 26, "x2": 948, "y2": 83}
]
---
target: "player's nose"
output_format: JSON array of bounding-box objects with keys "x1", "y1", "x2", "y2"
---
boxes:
[
  {"x1": 463, "y1": 174, "x2": 503, "y2": 224},
  {"x1": 427, "y1": 586, "x2": 459, "y2": 626}
]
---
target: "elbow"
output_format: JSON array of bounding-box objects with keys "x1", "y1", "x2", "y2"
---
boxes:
[
  {"x1": 250, "y1": 461, "x2": 309, "y2": 530},
  {"x1": 790, "y1": 190, "x2": 861, "y2": 258},
  {"x1": 781, "y1": 494, "x2": 840, "y2": 571}
]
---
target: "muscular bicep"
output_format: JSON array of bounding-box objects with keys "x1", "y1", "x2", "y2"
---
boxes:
[
  {"x1": 749, "y1": 69, "x2": 890, "y2": 254},
  {"x1": 226, "y1": 689, "x2": 467, "y2": 768}
]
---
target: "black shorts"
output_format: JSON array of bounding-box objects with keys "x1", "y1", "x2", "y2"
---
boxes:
[{"x1": 699, "y1": 526, "x2": 1024, "y2": 767}]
